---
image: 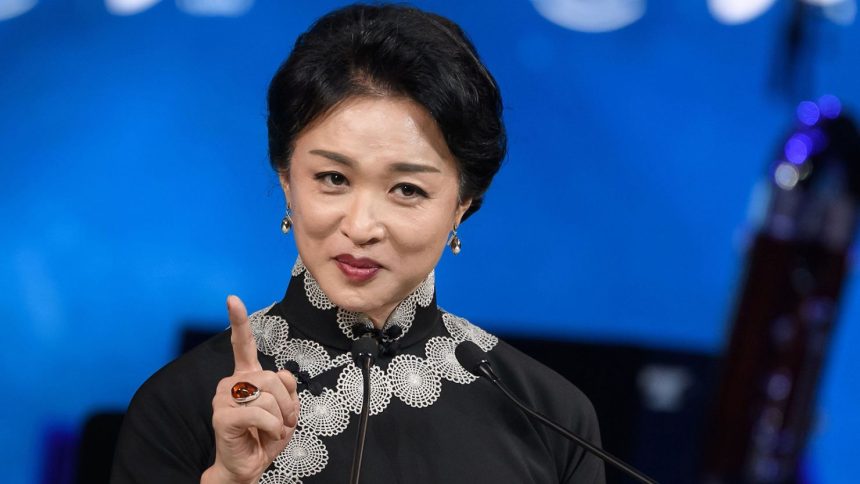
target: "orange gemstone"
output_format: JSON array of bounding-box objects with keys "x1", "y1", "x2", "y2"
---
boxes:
[{"x1": 231, "y1": 381, "x2": 259, "y2": 400}]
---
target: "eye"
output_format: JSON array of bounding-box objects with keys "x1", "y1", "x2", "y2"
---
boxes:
[
  {"x1": 315, "y1": 172, "x2": 348, "y2": 187},
  {"x1": 392, "y1": 183, "x2": 427, "y2": 198}
]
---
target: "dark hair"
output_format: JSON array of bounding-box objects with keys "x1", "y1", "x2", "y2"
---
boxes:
[{"x1": 266, "y1": 3, "x2": 506, "y2": 221}]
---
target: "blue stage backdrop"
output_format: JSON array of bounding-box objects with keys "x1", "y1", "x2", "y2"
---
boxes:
[{"x1": 2, "y1": 1, "x2": 859, "y2": 483}]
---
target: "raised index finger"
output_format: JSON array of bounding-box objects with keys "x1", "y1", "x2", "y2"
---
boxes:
[{"x1": 227, "y1": 295, "x2": 262, "y2": 373}]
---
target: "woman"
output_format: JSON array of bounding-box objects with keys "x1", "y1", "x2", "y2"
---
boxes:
[{"x1": 111, "y1": 4, "x2": 604, "y2": 483}]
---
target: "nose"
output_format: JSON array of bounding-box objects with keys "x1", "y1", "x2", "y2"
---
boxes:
[{"x1": 339, "y1": 192, "x2": 385, "y2": 247}]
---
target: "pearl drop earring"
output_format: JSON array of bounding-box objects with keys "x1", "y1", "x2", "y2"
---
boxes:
[
  {"x1": 448, "y1": 227, "x2": 461, "y2": 255},
  {"x1": 281, "y1": 204, "x2": 293, "y2": 234}
]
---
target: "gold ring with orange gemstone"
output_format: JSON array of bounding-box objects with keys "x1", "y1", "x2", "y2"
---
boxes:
[{"x1": 230, "y1": 381, "x2": 261, "y2": 405}]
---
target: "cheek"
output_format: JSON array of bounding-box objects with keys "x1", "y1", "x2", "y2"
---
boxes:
[
  {"x1": 295, "y1": 201, "x2": 340, "y2": 236},
  {"x1": 387, "y1": 208, "x2": 453, "y2": 255},
  {"x1": 290, "y1": 190, "x2": 343, "y2": 248}
]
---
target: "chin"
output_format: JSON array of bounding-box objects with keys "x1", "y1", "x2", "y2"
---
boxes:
[
  {"x1": 325, "y1": 282, "x2": 381, "y2": 309},
  {"x1": 332, "y1": 292, "x2": 387, "y2": 315}
]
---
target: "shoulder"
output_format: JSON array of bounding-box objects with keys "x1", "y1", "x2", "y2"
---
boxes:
[
  {"x1": 112, "y1": 331, "x2": 235, "y2": 482},
  {"x1": 132, "y1": 330, "x2": 235, "y2": 407},
  {"x1": 441, "y1": 309, "x2": 599, "y2": 433},
  {"x1": 488, "y1": 334, "x2": 606, "y2": 483},
  {"x1": 490, "y1": 338, "x2": 599, "y2": 428},
  {"x1": 122, "y1": 330, "x2": 235, "y2": 438},
  {"x1": 441, "y1": 311, "x2": 604, "y2": 482}
]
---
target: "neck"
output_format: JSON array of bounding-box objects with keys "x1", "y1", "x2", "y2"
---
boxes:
[
  {"x1": 364, "y1": 274, "x2": 436, "y2": 329},
  {"x1": 365, "y1": 303, "x2": 399, "y2": 330}
]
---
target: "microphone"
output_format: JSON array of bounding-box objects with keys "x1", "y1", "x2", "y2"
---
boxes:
[
  {"x1": 351, "y1": 333, "x2": 380, "y2": 366},
  {"x1": 455, "y1": 341, "x2": 659, "y2": 484},
  {"x1": 349, "y1": 334, "x2": 379, "y2": 484}
]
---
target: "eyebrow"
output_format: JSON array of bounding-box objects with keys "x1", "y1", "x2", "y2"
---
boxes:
[
  {"x1": 309, "y1": 149, "x2": 441, "y2": 174},
  {"x1": 310, "y1": 149, "x2": 354, "y2": 167},
  {"x1": 389, "y1": 162, "x2": 441, "y2": 174}
]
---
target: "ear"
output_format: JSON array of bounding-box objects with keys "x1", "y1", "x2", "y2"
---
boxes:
[
  {"x1": 278, "y1": 171, "x2": 291, "y2": 207},
  {"x1": 454, "y1": 197, "x2": 472, "y2": 227}
]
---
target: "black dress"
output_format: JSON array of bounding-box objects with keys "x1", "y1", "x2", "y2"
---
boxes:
[{"x1": 111, "y1": 260, "x2": 605, "y2": 483}]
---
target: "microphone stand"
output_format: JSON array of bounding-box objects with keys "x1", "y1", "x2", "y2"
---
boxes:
[
  {"x1": 458, "y1": 341, "x2": 658, "y2": 484},
  {"x1": 349, "y1": 335, "x2": 378, "y2": 484},
  {"x1": 489, "y1": 375, "x2": 657, "y2": 484}
]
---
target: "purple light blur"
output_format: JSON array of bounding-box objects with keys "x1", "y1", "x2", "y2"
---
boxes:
[
  {"x1": 818, "y1": 94, "x2": 842, "y2": 119},
  {"x1": 796, "y1": 101, "x2": 820, "y2": 126},
  {"x1": 784, "y1": 133, "x2": 813, "y2": 164}
]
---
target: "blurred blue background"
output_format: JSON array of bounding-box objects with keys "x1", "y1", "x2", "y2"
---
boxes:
[{"x1": 2, "y1": 0, "x2": 859, "y2": 482}]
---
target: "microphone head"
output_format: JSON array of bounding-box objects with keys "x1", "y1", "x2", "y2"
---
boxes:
[
  {"x1": 455, "y1": 340, "x2": 490, "y2": 377},
  {"x1": 351, "y1": 334, "x2": 379, "y2": 364}
]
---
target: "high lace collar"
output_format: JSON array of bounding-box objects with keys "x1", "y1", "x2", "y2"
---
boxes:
[
  {"x1": 273, "y1": 257, "x2": 439, "y2": 352},
  {"x1": 246, "y1": 258, "x2": 499, "y2": 483}
]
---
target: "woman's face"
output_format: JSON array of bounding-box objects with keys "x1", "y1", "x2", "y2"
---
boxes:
[{"x1": 280, "y1": 96, "x2": 470, "y2": 324}]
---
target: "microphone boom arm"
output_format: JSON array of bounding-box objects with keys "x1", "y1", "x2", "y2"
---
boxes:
[
  {"x1": 463, "y1": 342, "x2": 658, "y2": 484},
  {"x1": 488, "y1": 374, "x2": 657, "y2": 484}
]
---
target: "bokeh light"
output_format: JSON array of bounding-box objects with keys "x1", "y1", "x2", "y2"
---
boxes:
[
  {"x1": 796, "y1": 101, "x2": 821, "y2": 126},
  {"x1": 707, "y1": 0, "x2": 778, "y2": 25},
  {"x1": 819, "y1": 95, "x2": 843, "y2": 119},
  {"x1": 775, "y1": 162, "x2": 801, "y2": 190},
  {"x1": 530, "y1": 0, "x2": 646, "y2": 33},
  {"x1": 0, "y1": 0, "x2": 37, "y2": 20},
  {"x1": 105, "y1": 0, "x2": 161, "y2": 16},
  {"x1": 785, "y1": 133, "x2": 813, "y2": 164}
]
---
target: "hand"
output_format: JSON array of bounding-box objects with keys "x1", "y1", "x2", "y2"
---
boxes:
[{"x1": 202, "y1": 296, "x2": 300, "y2": 484}]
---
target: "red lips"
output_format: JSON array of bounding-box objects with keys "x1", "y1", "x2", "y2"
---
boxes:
[{"x1": 334, "y1": 254, "x2": 382, "y2": 282}]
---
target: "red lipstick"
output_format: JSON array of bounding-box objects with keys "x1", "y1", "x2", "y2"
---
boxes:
[{"x1": 334, "y1": 254, "x2": 382, "y2": 282}]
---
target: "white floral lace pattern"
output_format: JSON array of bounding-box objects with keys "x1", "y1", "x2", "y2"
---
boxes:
[
  {"x1": 408, "y1": 270, "x2": 435, "y2": 307},
  {"x1": 248, "y1": 303, "x2": 288, "y2": 356},
  {"x1": 335, "y1": 308, "x2": 373, "y2": 340},
  {"x1": 443, "y1": 311, "x2": 499, "y2": 352},
  {"x1": 388, "y1": 354, "x2": 442, "y2": 408},
  {"x1": 329, "y1": 353, "x2": 352, "y2": 369},
  {"x1": 383, "y1": 297, "x2": 416, "y2": 334},
  {"x1": 297, "y1": 388, "x2": 350, "y2": 437},
  {"x1": 274, "y1": 430, "x2": 329, "y2": 478},
  {"x1": 259, "y1": 469, "x2": 301, "y2": 484},
  {"x1": 336, "y1": 363, "x2": 393, "y2": 415},
  {"x1": 275, "y1": 339, "x2": 331, "y2": 378},
  {"x1": 291, "y1": 257, "x2": 306, "y2": 277},
  {"x1": 425, "y1": 336, "x2": 478, "y2": 384},
  {"x1": 303, "y1": 270, "x2": 335, "y2": 310}
]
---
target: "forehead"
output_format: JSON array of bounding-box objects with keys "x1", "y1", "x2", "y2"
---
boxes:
[{"x1": 295, "y1": 96, "x2": 456, "y2": 171}]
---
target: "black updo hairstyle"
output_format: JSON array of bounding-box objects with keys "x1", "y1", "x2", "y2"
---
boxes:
[{"x1": 267, "y1": 3, "x2": 506, "y2": 221}]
